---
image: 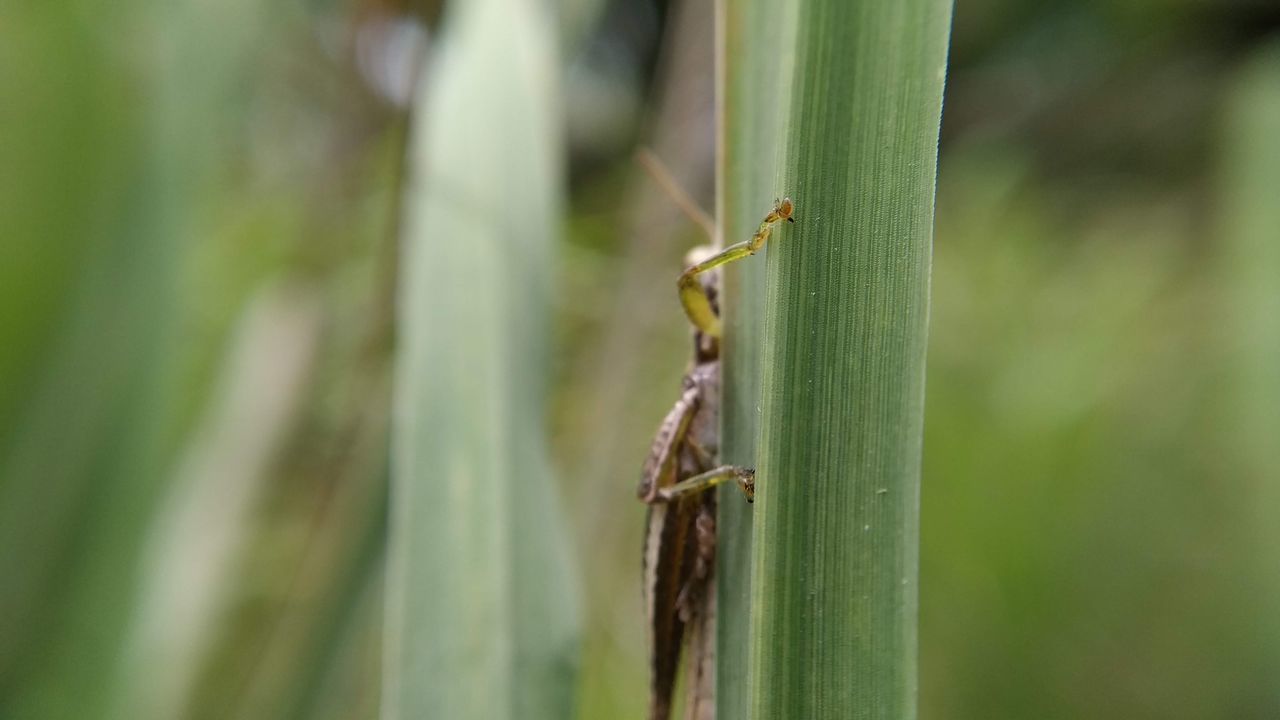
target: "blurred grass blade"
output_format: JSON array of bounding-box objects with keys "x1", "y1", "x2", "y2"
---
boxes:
[
  {"x1": 383, "y1": 1, "x2": 580, "y2": 719},
  {"x1": 123, "y1": 285, "x2": 321, "y2": 720},
  {"x1": 1217, "y1": 41, "x2": 1280, "y2": 670},
  {"x1": 1218, "y1": 41, "x2": 1280, "y2": 471},
  {"x1": 742, "y1": 1, "x2": 953, "y2": 718}
]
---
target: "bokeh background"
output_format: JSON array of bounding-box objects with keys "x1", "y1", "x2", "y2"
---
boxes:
[{"x1": 3, "y1": 0, "x2": 1279, "y2": 718}]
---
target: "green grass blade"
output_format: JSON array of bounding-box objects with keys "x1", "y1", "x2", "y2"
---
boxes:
[
  {"x1": 742, "y1": 2, "x2": 953, "y2": 718},
  {"x1": 1217, "y1": 41, "x2": 1280, "y2": 662},
  {"x1": 1218, "y1": 41, "x2": 1280, "y2": 467},
  {"x1": 714, "y1": 0, "x2": 793, "y2": 715},
  {"x1": 383, "y1": 1, "x2": 580, "y2": 718}
]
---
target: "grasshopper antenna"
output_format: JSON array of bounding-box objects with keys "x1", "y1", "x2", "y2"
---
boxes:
[{"x1": 635, "y1": 147, "x2": 716, "y2": 243}]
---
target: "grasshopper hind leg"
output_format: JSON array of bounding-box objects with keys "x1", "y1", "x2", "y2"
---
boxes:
[{"x1": 637, "y1": 379, "x2": 701, "y2": 503}]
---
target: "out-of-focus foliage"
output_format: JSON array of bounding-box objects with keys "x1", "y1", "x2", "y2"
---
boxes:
[
  {"x1": 915, "y1": 17, "x2": 1280, "y2": 718},
  {"x1": 383, "y1": 0, "x2": 580, "y2": 717},
  {"x1": 2, "y1": 0, "x2": 1278, "y2": 718},
  {"x1": 0, "y1": 3, "x2": 180, "y2": 717},
  {"x1": 3, "y1": 0, "x2": 401, "y2": 717}
]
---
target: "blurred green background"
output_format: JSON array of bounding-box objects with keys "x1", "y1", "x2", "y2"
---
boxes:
[{"x1": 3, "y1": 0, "x2": 1278, "y2": 718}]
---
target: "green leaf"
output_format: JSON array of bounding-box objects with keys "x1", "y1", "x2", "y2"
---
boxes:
[
  {"x1": 715, "y1": 1, "x2": 792, "y2": 716},
  {"x1": 720, "y1": 1, "x2": 953, "y2": 718},
  {"x1": 1218, "y1": 41, "x2": 1280, "y2": 465},
  {"x1": 383, "y1": 1, "x2": 581, "y2": 718},
  {"x1": 1217, "y1": 41, "x2": 1280, "y2": 663}
]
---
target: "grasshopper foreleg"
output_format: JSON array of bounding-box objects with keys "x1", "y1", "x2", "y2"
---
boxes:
[{"x1": 677, "y1": 197, "x2": 795, "y2": 338}]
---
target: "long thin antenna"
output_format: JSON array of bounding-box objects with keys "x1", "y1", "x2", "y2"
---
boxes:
[{"x1": 636, "y1": 147, "x2": 717, "y2": 242}]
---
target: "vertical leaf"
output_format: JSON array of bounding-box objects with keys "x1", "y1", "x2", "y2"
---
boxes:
[
  {"x1": 714, "y1": 0, "x2": 793, "y2": 714},
  {"x1": 1218, "y1": 41, "x2": 1280, "y2": 479},
  {"x1": 1217, "y1": 40, "x2": 1280, "y2": 688},
  {"x1": 383, "y1": 0, "x2": 580, "y2": 718},
  {"x1": 737, "y1": 1, "x2": 953, "y2": 718}
]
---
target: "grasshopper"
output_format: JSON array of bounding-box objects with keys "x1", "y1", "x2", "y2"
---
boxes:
[{"x1": 638, "y1": 191, "x2": 795, "y2": 720}]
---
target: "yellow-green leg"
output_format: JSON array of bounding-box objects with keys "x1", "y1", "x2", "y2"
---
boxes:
[
  {"x1": 659, "y1": 465, "x2": 756, "y2": 503},
  {"x1": 677, "y1": 198, "x2": 795, "y2": 338}
]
